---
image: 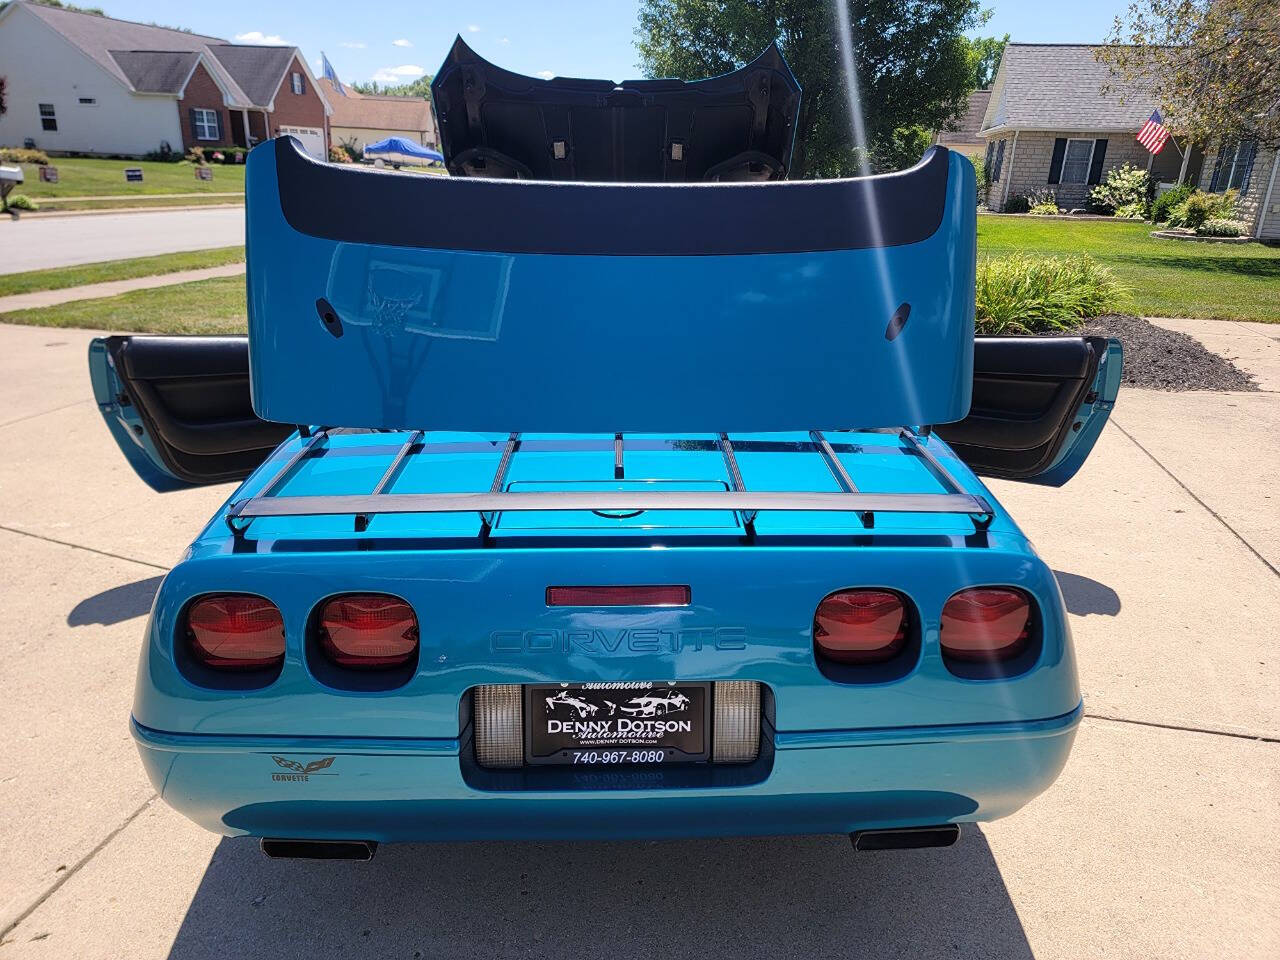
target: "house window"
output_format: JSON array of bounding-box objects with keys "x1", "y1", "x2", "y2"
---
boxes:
[
  {"x1": 78, "y1": 97, "x2": 96, "y2": 106},
  {"x1": 38, "y1": 103, "x2": 57, "y2": 132},
  {"x1": 193, "y1": 108, "x2": 220, "y2": 141},
  {"x1": 290, "y1": 72, "x2": 304, "y2": 95},
  {"x1": 1059, "y1": 138, "x2": 1095, "y2": 184},
  {"x1": 1213, "y1": 141, "x2": 1256, "y2": 193},
  {"x1": 992, "y1": 139, "x2": 1006, "y2": 181}
]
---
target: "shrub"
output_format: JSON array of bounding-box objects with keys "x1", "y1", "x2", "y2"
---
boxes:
[
  {"x1": 1151, "y1": 183, "x2": 1193, "y2": 223},
  {"x1": 329, "y1": 144, "x2": 353, "y2": 164},
  {"x1": 0, "y1": 147, "x2": 50, "y2": 165},
  {"x1": 1089, "y1": 163, "x2": 1152, "y2": 216},
  {"x1": 1004, "y1": 193, "x2": 1032, "y2": 214},
  {"x1": 975, "y1": 254, "x2": 1129, "y2": 335},
  {"x1": 338, "y1": 137, "x2": 363, "y2": 163},
  {"x1": 5, "y1": 193, "x2": 39, "y2": 211},
  {"x1": 969, "y1": 152, "x2": 987, "y2": 206},
  {"x1": 1113, "y1": 200, "x2": 1147, "y2": 220},
  {"x1": 1196, "y1": 218, "x2": 1248, "y2": 238},
  {"x1": 1167, "y1": 189, "x2": 1237, "y2": 229}
]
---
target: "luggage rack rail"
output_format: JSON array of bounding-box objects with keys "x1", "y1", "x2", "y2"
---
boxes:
[{"x1": 225, "y1": 427, "x2": 994, "y2": 538}]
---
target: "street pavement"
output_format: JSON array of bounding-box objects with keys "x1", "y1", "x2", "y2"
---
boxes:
[
  {"x1": 0, "y1": 208, "x2": 244, "y2": 274},
  {"x1": 0, "y1": 321, "x2": 1276, "y2": 958}
]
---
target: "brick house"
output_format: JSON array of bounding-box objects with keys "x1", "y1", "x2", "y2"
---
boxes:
[
  {"x1": 979, "y1": 43, "x2": 1279, "y2": 239},
  {"x1": 0, "y1": 1, "x2": 332, "y2": 159}
]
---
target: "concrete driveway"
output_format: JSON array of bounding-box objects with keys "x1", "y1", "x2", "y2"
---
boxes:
[
  {"x1": 0, "y1": 208, "x2": 244, "y2": 275},
  {"x1": 0, "y1": 322, "x2": 1276, "y2": 959}
]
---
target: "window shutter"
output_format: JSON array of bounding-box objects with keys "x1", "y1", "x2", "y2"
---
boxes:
[
  {"x1": 1087, "y1": 139, "x2": 1108, "y2": 184},
  {"x1": 993, "y1": 139, "x2": 1006, "y2": 180},
  {"x1": 1208, "y1": 144, "x2": 1226, "y2": 192},
  {"x1": 984, "y1": 140, "x2": 994, "y2": 171},
  {"x1": 188, "y1": 108, "x2": 197, "y2": 141},
  {"x1": 299, "y1": 74, "x2": 306, "y2": 95},
  {"x1": 1047, "y1": 138, "x2": 1067, "y2": 183},
  {"x1": 214, "y1": 111, "x2": 223, "y2": 142},
  {"x1": 1238, "y1": 141, "x2": 1257, "y2": 194}
]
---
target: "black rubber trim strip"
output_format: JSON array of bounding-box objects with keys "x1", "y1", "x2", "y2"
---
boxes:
[{"x1": 272, "y1": 136, "x2": 951, "y2": 255}]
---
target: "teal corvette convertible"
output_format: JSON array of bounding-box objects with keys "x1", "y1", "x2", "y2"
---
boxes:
[{"x1": 88, "y1": 40, "x2": 1120, "y2": 859}]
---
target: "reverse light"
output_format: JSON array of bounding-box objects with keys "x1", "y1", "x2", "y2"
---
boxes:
[
  {"x1": 317, "y1": 594, "x2": 419, "y2": 669},
  {"x1": 940, "y1": 587, "x2": 1032, "y2": 661},
  {"x1": 186, "y1": 594, "x2": 285, "y2": 670},
  {"x1": 814, "y1": 589, "x2": 908, "y2": 664}
]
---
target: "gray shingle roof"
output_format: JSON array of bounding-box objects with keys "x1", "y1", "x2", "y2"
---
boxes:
[
  {"x1": 207, "y1": 44, "x2": 297, "y2": 108},
  {"x1": 942, "y1": 89, "x2": 991, "y2": 138},
  {"x1": 15, "y1": 0, "x2": 312, "y2": 110},
  {"x1": 982, "y1": 44, "x2": 1159, "y2": 132},
  {"x1": 108, "y1": 50, "x2": 201, "y2": 94}
]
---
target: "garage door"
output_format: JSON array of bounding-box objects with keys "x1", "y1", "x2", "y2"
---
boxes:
[{"x1": 278, "y1": 126, "x2": 325, "y2": 161}]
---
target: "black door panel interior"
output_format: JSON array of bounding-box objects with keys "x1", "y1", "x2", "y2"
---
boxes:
[
  {"x1": 938, "y1": 337, "x2": 1103, "y2": 479},
  {"x1": 105, "y1": 336, "x2": 290, "y2": 485}
]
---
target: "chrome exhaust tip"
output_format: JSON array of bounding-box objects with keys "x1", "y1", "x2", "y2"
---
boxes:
[
  {"x1": 259, "y1": 838, "x2": 378, "y2": 860},
  {"x1": 850, "y1": 824, "x2": 960, "y2": 851}
]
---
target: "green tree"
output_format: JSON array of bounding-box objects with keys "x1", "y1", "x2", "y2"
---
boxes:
[
  {"x1": 966, "y1": 32, "x2": 1007, "y2": 88},
  {"x1": 635, "y1": 0, "x2": 982, "y2": 177},
  {"x1": 350, "y1": 76, "x2": 434, "y2": 99},
  {"x1": 1099, "y1": 0, "x2": 1280, "y2": 147}
]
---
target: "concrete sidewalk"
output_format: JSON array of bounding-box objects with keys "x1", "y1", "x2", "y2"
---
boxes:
[
  {"x1": 0, "y1": 321, "x2": 1275, "y2": 959},
  {"x1": 0, "y1": 264, "x2": 246, "y2": 313}
]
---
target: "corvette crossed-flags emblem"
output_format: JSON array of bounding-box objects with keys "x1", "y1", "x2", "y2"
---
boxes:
[{"x1": 271, "y1": 756, "x2": 336, "y2": 775}]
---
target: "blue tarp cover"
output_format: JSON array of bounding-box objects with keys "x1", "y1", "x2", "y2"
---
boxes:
[{"x1": 364, "y1": 137, "x2": 444, "y2": 163}]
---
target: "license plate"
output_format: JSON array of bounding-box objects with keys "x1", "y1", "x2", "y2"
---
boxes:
[{"x1": 525, "y1": 682, "x2": 710, "y2": 766}]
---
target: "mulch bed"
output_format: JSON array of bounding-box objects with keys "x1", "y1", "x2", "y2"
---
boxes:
[{"x1": 1068, "y1": 314, "x2": 1258, "y2": 392}]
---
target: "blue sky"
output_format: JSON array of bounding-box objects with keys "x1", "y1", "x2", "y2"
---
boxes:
[{"x1": 97, "y1": 0, "x2": 1128, "y2": 85}]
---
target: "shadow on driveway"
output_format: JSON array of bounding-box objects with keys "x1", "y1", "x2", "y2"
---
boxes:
[
  {"x1": 166, "y1": 829, "x2": 1033, "y2": 959},
  {"x1": 1053, "y1": 570, "x2": 1121, "y2": 617},
  {"x1": 67, "y1": 575, "x2": 163, "y2": 626}
]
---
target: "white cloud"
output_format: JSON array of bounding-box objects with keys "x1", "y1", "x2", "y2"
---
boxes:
[
  {"x1": 392, "y1": 38, "x2": 412, "y2": 47},
  {"x1": 340, "y1": 41, "x2": 367, "y2": 49},
  {"x1": 234, "y1": 30, "x2": 290, "y2": 45},
  {"x1": 498, "y1": 37, "x2": 510, "y2": 44},
  {"x1": 467, "y1": 24, "x2": 481, "y2": 32},
  {"x1": 536, "y1": 70, "x2": 555, "y2": 79},
  {"x1": 369, "y1": 64, "x2": 426, "y2": 83}
]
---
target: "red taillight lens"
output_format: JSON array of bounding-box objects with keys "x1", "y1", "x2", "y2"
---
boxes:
[
  {"x1": 814, "y1": 590, "x2": 908, "y2": 664},
  {"x1": 940, "y1": 588, "x2": 1032, "y2": 661},
  {"x1": 318, "y1": 594, "x2": 419, "y2": 669},
  {"x1": 546, "y1": 585, "x2": 691, "y2": 607},
  {"x1": 186, "y1": 594, "x2": 285, "y2": 671}
]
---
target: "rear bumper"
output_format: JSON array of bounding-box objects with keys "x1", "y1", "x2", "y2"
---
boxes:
[{"x1": 132, "y1": 704, "x2": 1081, "y2": 842}]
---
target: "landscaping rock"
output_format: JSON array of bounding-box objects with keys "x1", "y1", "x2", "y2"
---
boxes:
[{"x1": 1069, "y1": 314, "x2": 1258, "y2": 392}]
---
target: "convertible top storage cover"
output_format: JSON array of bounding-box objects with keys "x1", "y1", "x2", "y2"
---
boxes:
[{"x1": 245, "y1": 137, "x2": 976, "y2": 432}]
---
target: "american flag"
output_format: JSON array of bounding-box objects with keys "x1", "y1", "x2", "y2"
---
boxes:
[{"x1": 1136, "y1": 109, "x2": 1170, "y2": 155}]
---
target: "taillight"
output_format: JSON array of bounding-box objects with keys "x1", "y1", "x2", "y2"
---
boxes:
[
  {"x1": 186, "y1": 594, "x2": 285, "y2": 670},
  {"x1": 814, "y1": 589, "x2": 908, "y2": 664},
  {"x1": 317, "y1": 594, "x2": 418, "y2": 669},
  {"x1": 940, "y1": 588, "x2": 1032, "y2": 661}
]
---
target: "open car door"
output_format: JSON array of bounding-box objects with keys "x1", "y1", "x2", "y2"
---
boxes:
[
  {"x1": 88, "y1": 336, "x2": 291, "y2": 491},
  {"x1": 936, "y1": 335, "x2": 1122, "y2": 486}
]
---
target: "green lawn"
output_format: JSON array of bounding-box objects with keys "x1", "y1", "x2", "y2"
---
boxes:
[
  {"x1": 978, "y1": 217, "x2": 1280, "y2": 322},
  {"x1": 0, "y1": 247, "x2": 244, "y2": 298},
  {"x1": 0, "y1": 275, "x2": 246, "y2": 334},
  {"x1": 12, "y1": 156, "x2": 245, "y2": 206}
]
